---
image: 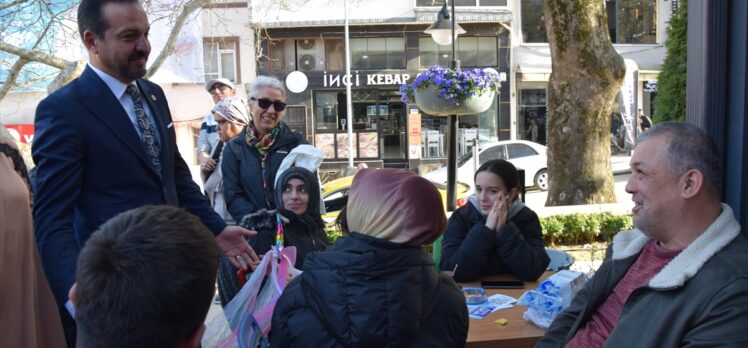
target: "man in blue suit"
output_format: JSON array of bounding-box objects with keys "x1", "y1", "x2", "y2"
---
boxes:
[{"x1": 32, "y1": 0, "x2": 259, "y2": 345}]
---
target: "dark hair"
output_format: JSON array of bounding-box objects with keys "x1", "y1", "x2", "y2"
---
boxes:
[
  {"x1": 75, "y1": 205, "x2": 219, "y2": 348},
  {"x1": 77, "y1": 0, "x2": 139, "y2": 40},
  {"x1": 638, "y1": 121, "x2": 723, "y2": 197},
  {"x1": 335, "y1": 206, "x2": 350, "y2": 235},
  {"x1": 474, "y1": 159, "x2": 520, "y2": 192}
]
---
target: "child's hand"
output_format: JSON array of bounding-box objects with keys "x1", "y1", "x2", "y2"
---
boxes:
[
  {"x1": 486, "y1": 193, "x2": 512, "y2": 231},
  {"x1": 495, "y1": 193, "x2": 511, "y2": 229}
]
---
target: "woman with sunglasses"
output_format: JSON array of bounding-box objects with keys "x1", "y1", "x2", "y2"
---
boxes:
[{"x1": 222, "y1": 76, "x2": 307, "y2": 244}]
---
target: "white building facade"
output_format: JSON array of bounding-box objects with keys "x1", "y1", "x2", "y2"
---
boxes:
[{"x1": 1, "y1": 0, "x2": 672, "y2": 168}]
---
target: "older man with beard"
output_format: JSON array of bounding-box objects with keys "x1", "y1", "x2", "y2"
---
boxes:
[{"x1": 537, "y1": 122, "x2": 748, "y2": 348}]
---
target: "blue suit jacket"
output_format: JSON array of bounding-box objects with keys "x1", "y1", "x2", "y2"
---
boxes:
[{"x1": 32, "y1": 67, "x2": 227, "y2": 306}]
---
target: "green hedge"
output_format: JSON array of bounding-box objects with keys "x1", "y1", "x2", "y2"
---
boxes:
[
  {"x1": 325, "y1": 212, "x2": 633, "y2": 248},
  {"x1": 541, "y1": 212, "x2": 632, "y2": 246}
]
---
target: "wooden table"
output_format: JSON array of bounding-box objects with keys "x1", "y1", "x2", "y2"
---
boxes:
[{"x1": 462, "y1": 271, "x2": 553, "y2": 348}]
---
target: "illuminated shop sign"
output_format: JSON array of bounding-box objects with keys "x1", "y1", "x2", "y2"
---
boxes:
[{"x1": 322, "y1": 71, "x2": 412, "y2": 88}]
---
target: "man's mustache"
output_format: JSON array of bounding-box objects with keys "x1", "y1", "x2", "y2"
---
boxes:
[{"x1": 128, "y1": 52, "x2": 148, "y2": 62}]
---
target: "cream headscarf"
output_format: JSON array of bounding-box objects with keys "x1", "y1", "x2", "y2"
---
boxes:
[{"x1": 346, "y1": 168, "x2": 447, "y2": 247}]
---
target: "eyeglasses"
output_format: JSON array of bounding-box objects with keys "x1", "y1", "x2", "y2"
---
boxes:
[
  {"x1": 209, "y1": 84, "x2": 231, "y2": 96},
  {"x1": 251, "y1": 97, "x2": 286, "y2": 112}
]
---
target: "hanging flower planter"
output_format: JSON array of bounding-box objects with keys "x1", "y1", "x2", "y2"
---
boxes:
[
  {"x1": 400, "y1": 65, "x2": 500, "y2": 117},
  {"x1": 414, "y1": 85, "x2": 495, "y2": 116}
]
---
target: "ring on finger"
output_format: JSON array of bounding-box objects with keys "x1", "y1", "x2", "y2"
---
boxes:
[{"x1": 235, "y1": 255, "x2": 246, "y2": 265}]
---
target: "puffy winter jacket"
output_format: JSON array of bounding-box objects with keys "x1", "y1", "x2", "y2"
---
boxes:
[
  {"x1": 538, "y1": 204, "x2": 748, "y2": 348},
  {"x1": 270, "y1": 232, "x2": 469, "y2": 347},
  {"x1": 441, "y1": 202, "x2": 549, "y2": 282}
]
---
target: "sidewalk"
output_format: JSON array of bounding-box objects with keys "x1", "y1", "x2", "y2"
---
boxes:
[
  {"x1": 611, "y1": 153, "x2": 633, "y2": 174},
  {"x1": 527, "y1": 153, "x2": 634, "y2": 218}
]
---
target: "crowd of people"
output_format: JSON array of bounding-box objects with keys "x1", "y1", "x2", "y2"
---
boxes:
[{"x1": 2, "y1": 0, "x2": 747, "y2": 347}]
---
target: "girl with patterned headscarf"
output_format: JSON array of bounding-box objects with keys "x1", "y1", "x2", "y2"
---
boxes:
[{"x1": 270, "y1": 168, "x2": 469, "y2": 347}]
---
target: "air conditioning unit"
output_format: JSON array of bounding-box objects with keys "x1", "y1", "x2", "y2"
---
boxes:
[
  {"x1": 296, "y1": 39, "x2": 324, "y2": 71},
  {"x1": 299, "y1": 39, "x2": 315, "y2": 50},
  {"x1": 299, "y1": 54, "x2": 316, "y2": 71}
]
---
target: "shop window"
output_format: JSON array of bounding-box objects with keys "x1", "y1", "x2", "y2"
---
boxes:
[
  {"x1": 386, "y1": 38, "x2": 406, "y2": 69},
  {"x1": 325, "y1": 39, "x2": 345, "y2": 71},
  {"x1": 368, "y1": 38, "x2": 387, "y2": 70},
  {"x1": 349, "y1": 38, "x2": 405, "y2": 70},
  {"x1": 420, "y1": 37, "x2": 495, "y2": 68},
  {"x1": 518, "y1": 88, "x2": 547, "y2": 145},
  {"x1": 607, "y1": 0, "x2": 657, "y2": 44},
  {"x1": 416, "y1": 0, "x2": 507, "y2": 6},
  {"x1": 479, "y1": 0, "x2": 508, "y2": 5},
  {"x1": 259, "y1": 39, "x2": 292, "y2": 73},
  {"x1": 284, "y1": 106, "x2": 307, "y2": 138},
  {"x1": 315, "y1": 92, "x2": 340, "y2": 130},
  {"x1": 522, "y1": 0, "x2": 657, "y2": 44},
  {"x1": 521, "y1": 0, "x2": 547, "y2": 43},
  {"x1": 203, "y1": 39, "x2": 237, "y2": 83},
  {"x1": 351, "y1": 39, "x2": 368, "y2": 70},
  {"x1": 419, "y1": 38, "x2": 451, "y2": 68},
  {"x1": 267, "y1": 40, "x2": 286, "y2": 72},
  {"x1": 457, "y1": 37, "x2": 497, "y2": 67}
]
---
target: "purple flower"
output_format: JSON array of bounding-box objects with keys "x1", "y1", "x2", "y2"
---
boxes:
[{"x1": 400, "y1": 65, "x2": 501, "y2": 105}]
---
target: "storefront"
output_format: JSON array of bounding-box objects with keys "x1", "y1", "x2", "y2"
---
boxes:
[
  {"x1": 311, "y1": 72, "x2": 409, "y2": 167},
  {"x1": 258, "y1": 23, "x2": 511, "y2": 172}
]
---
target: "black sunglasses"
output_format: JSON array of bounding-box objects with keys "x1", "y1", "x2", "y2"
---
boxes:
[{"x1": 251, "y1": 97, "x2": 286, "y2": 112}]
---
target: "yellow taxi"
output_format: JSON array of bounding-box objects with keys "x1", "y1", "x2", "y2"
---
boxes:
[{"x1": 321, "y1": 174, "x2": 472, "y2": 223}]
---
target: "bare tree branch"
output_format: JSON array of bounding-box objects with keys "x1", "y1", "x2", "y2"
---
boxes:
[
  {"x1": 47, "y1": 60, "x2": 86, "y2": 94},
  {"x1": 0, "y1": 0, "x2": 30, "y2": 12},
  {"x1": 0, "y1": 58, "x2": 29, "y2": 100},
  {"x1": 0, "y1": 41, "x2": 70, "y2": 69},
  {"x1": 144, "y1": 0, "x2": 209, "y2": 79}
]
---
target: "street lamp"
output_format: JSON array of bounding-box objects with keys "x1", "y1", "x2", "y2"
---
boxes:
[
  {"x1": 424, "y1": 3, "x2": 466, "y2": 46},
  {"x1": 425, "y1": 0, "x2": 464, "y2": 211}
]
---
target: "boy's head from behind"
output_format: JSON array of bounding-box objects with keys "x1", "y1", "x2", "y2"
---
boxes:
[{"x1": 72, "y1": 205, "x2": 219, "y2": 348}]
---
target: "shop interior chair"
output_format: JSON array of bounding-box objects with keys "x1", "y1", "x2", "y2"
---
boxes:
[
  {"x1": 426, "y1": 130, "x2": 443, "y2": 157},
  {"x1": 459, "y1": 128, "x2": 478, "y2": 156},
  {"x1": 546, "y1": 248, "x2": 574, "y2": 271}
]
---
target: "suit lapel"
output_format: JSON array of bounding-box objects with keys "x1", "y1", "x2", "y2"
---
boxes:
[{"x1": 77, "y1": 67, "x2": 161, "y2": 177}]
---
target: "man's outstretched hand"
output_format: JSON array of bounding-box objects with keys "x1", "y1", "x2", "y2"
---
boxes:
[{"x1": 215, "y1": 226, "x2": 260, "y2": 270}]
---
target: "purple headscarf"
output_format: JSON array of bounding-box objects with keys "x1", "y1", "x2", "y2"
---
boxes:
[{"x1": 346, "y1": 168, "x2": 447, "y2": 247}]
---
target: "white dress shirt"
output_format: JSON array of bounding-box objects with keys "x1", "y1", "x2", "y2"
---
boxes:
[{"x1": 88, "y1": 63, "x2": 161, "y2": 143}]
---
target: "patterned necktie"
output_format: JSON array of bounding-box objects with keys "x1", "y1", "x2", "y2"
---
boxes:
[{"x1": 125, "y1": 84, "x2": 162, "y2": 178}]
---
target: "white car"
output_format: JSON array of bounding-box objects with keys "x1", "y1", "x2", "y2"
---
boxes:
[{"x1": 422, "y1": 140, "x2": 549, "y2": 191}]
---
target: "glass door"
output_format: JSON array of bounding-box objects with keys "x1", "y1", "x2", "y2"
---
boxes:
[{"x1": 377, "y1": 91, "x2": 406, "y2": 160}]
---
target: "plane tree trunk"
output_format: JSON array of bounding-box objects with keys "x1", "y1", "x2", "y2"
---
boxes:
[{"x1": 544, "y1": 0, "x2": 626, "y2": 206}]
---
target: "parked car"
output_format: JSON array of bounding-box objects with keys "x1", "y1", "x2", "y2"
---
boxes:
[
  {"x1": 321, "y1": 174, "x2": 472, "y2": 223},
  {"x1": 422, "y1": 140, "x2": 549, "y2": 191}
]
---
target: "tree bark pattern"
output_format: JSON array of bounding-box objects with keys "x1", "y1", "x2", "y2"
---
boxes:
[{"x1": 544, "y1": 0, "x2": 626, "y2": 206}]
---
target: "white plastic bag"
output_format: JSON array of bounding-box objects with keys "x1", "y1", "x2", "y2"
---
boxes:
[
  {"x1": 518, "y1": 270, "x2": 587, "y2": 329},
  {"x1": 203, "y1": 246, "x2": 297, "y2": 348}
]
